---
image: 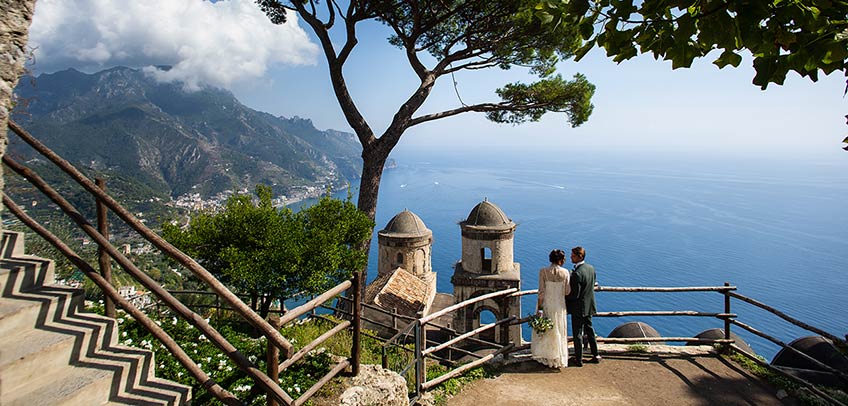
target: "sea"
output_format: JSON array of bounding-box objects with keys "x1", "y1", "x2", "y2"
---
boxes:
[{"x1": 300, "y1": 145, "x2": 848, "y2": 361}]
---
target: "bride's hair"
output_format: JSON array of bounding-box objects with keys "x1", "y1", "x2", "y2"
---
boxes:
[{"x1": 549, "y1": 249, "x2": 565, "y2": 264}]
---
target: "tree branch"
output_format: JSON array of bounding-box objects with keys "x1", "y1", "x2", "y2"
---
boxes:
[
  {"x1": 294, "y1": 2, "x2": 375, "y2": 147},
  {"x1": 408, "y1": 103, "x2": 505, "y2": 127}
]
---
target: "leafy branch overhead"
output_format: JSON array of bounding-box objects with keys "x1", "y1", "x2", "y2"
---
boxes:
[
  {"x1": 256, "y1": 0, "x2": 596, "y2": 136},
  {"x1": 537, "y1": 0, "x2": 848, "y2": 90},
  {"x1": 255, "y1": 0, "x2": 600, "y2": 226}
]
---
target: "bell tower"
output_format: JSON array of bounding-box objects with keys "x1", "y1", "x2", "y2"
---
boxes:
[
  {"x1": 377, "y1": 209, "x2": 436, "y2": 293},
  {"x1": 451, "y1": 199, "x2": 521, "y2": 345}
]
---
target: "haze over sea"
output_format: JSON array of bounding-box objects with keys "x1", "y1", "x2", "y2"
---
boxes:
[{"x1": 338, "y1": 145, "x2": 847, "y2": 361}]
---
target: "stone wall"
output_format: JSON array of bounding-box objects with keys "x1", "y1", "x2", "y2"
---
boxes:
[{"x1": 0, "y1": 0, "x2": 37, "y2": 227}]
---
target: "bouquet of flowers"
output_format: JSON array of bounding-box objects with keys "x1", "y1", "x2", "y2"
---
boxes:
[{"x1": 528, "y1": 310, "x2": 553, "y2": 334}]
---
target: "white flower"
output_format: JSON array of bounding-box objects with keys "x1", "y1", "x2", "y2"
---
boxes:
[
  {"x1": 123, "y1": 338, "x2": 133, "y2": 345},
  {"x1": 155, "y1": 321, "x2": 162, "y2": 326},
  {"x1": 121, "y1": 331, "x2": 127, "y2": 337},
  {"x1": 117, "y1": 317, "x2": 124, "y2": 324},
  {"x1": 177, "y1": 372, "x2": 183, "y2": 377},
  {"x1": 226, "y1": 366, "x2": 233, "y2": 372},
  {"x1": 198, "y1": 334, "x2": 207, "y2": 341},
  {"x1": 171, "y1": 317, "x2": 178, "y2": 325},
  {"x1": 160, "y1": 363, "x2": 165, "y2": 369},
  {"x1": 206, "y1": 357, "x2": 212, "y2": 362},
  {"x1": 98, "y1": 300, "x2": 104, "y2": 304}
]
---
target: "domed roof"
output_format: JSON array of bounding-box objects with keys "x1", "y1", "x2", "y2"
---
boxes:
[
  {"x1": 689, "y1": 328, "x2": 754, "y2": 355},
  {"x1": 463, "y1": 199, "x2": 513, "y2": 229},
  {"x1": 772, "y1": 336, "x2": 848, "y2": 372},
  {"x1": 609, "y1": 321, "x2": 663, "y2": 344},
  {"x1": 379, "y1": 209, "x2": 431, "y2": 238}
]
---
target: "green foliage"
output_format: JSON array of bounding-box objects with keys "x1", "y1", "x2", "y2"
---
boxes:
[
  {"x1": 86, "y1": 303, "x2": 337, "y2": 406},
  {"x1": 426, "y1": 363, "x2": 496, "y2": 405},
  {"x1": 724, "y1": 350, "x2": 848, "y2": 406},
  {"x1": 257, "y1": 0, "x2": 597, "y2": 134},
  {"x1": 489, "y1": 74, "x2": 595, "y2": 126},
  {"x1": 162, "y1": 186, "x2": 373, "y2": 318},
  {"x1": 540, "y1": 0, "x2": 848, "y2": 89},
  {"x1": 626, "y1": 343, "x2": 648, "y2": 353}
]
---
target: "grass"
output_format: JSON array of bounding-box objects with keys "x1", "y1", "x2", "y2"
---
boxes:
[
  {"x1": 626, "y1": 343, "x2": 649, "y2": 353},
  {"x1": 426, "y1": 363, "x2": 497, "y2": 406},
  {"x1": 727, "y1": 350, "x2": 848, "y2": 406}
]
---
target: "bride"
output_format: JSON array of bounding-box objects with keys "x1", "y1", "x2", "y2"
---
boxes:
[{"x1": 531, "y1": 249, "x2": 571, "y2": 368}]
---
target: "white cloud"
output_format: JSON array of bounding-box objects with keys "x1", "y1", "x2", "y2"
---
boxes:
[{"x1": 28, "y1": 0, "x2": 318, "y2": 90}]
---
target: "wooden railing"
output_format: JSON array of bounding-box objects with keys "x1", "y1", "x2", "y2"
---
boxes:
[
  {"x1": 2, "y1": 120, "x2": 362, "y2": 406},
  {"x1": 375, "y1": 283, "x2": 847, "y2": 406}
]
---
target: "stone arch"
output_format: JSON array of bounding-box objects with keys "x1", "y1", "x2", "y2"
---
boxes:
[{"x1": 471, "y1": 304, "x2": 501, "y2": 343}]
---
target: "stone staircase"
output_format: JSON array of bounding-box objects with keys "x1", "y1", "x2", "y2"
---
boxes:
[{"x1": 0, "y1": 231, "x2": 192, "y2": 405}]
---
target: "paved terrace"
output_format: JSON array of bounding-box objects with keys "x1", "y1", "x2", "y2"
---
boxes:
[{"x1": 447, "y1": 345, "x2": 800, "y2": 406}]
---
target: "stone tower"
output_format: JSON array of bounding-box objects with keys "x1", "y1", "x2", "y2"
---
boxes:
[
  {"x1": 451, "y1": 199, "x2": 521, "y2": 346},
  {"x1": 377, "y1": 209, "x2": 436, "y2": 293}
]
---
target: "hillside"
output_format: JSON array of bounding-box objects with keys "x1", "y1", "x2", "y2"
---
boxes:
[{"x1": 9, "y1": 67, "x2": 361, "y2": 203}]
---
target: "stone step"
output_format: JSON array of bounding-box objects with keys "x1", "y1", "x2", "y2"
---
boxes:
[
  {"x1": 0, "y1": 231, "x2": 191, "y2": 404},
  {"x1": 0, "y1": 234, "x2": 56, "y2": 294},
  {"x1": 0, "y1": 308, "x2": 114, "y2": 397},
  {"x1": 6, "y1": 361, "x2": 117, "y2": 406},
  {"x1": 0, "y1": 284, "x2": 84, "y2": 338},
  {"x1": 104, "y1": 345, "x2": 192, "y2": 406},
  {"x1": 0, "y1": 298, "x2": 190, "y2": 405},
  {"x1": 1, "y1": 231, "x2": 28, "y2": 258}
]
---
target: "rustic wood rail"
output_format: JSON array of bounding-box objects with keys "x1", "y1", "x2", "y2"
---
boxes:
[
  {"x1": 374, "y1": 282, "x2": 846, "y2": 406},
  {"x1": 7, "y1": 119, "x2": 846, "y2": 404},
  {"x1": 3, "y1": 120, "x2": 363, "y2": 406}
]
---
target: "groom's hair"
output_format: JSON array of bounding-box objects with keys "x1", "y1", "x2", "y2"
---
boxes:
[
  {"x1": 571, "y1": 246, "x2": 586, "y2": 261},
  {"x1": 549, "y1": 249, "x2": 565, "y2": 263}
]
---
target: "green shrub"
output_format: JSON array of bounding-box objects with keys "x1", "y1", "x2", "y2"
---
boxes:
[{"x1": 626, "y1": 344, "x2": 648, "y2": 353}]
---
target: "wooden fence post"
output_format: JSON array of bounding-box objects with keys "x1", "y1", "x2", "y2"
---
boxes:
[
  {"x1": 95, "y1": 178, "x2": 115, "y2": 318},
  {"x1": 723, "y1": 281, "x2": 731, "y2": 351},
  {"x1": 267, "y1": 314, "x2": 283, "y2": 406},
  {"x1": 392, "y1": 307, "x2": 398, "y2": 332},
  {"x1": 352, "y1": 271, "x2": 362, "y2": 376},
  {"x1": 415, "y1": 310, "x2": 425, "y2": 396}
]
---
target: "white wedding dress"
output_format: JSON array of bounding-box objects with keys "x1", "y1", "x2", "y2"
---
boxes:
[{"x1": 531, "y1": 265, "x2": 570, "y2": 368}]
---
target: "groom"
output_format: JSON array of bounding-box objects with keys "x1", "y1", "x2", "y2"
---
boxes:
[{"x1": 566, "y1": 246, "x2": 600, "y2": 367}]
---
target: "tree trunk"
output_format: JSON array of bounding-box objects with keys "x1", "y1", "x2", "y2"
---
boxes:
[
  {"x1": 349, "y1": 144, "x2": 389, "y2": 300},
  {"x1": 357, "y1": 147, "x2": 388, "y2": 222},
  {"x1": 259, "y1": 295, "x2": 273, "y2": 320}
]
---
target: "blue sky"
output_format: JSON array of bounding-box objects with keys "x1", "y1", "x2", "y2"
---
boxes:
[{"x1": 26, "y1": 0, "x2": 847, "y2": 158}]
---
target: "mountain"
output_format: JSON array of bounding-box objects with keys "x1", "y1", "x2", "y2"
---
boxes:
[{"x1": 9, "y1": 67, "x2": 362, "y2": 201}]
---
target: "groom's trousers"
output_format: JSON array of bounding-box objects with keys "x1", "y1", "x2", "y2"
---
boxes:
[{"x1": 572, "y1": 315, "x2": 599, "y2": 361}]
